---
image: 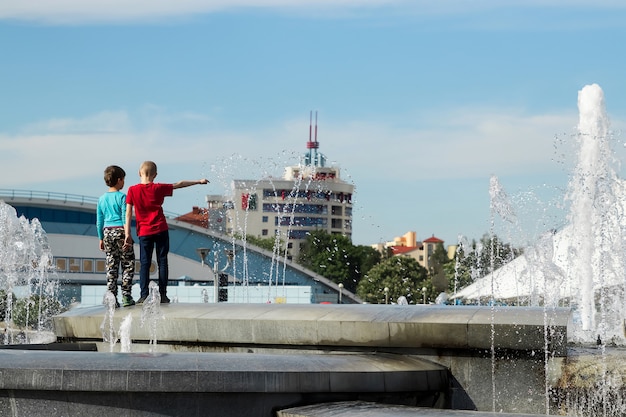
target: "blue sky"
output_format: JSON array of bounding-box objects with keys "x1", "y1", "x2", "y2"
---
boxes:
[{"x1": 1, "y1": 1, "x2": 626, "y2": 247}]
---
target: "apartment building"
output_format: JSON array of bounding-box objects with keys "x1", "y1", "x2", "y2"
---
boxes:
[
  {"x1": 372, "y1": 231, "x2": 454, "y2": 271},
  {"x1": 205, "y1": 115, "x2": 354, "y2": 261}
]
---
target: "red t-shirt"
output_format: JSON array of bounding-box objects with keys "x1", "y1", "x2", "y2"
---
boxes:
[{"x1": 126, "y1": 182, "x2": 174, "y2": 237}]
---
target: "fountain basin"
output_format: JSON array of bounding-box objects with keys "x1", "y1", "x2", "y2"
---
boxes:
[{"x1": 0, "y1": 304, "x2": 577, "y2": 415}]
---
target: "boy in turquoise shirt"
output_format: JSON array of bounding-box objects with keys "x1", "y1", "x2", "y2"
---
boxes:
[{"x1": 96, "y1": 165, "x2": 136, "y2": 307}]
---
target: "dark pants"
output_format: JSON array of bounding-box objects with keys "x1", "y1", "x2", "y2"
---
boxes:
[{"x1": 138, "y1": 230, "x2": 169, "y2": 298}]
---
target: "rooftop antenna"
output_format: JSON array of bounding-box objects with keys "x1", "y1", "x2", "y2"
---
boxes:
[{"x1": 306, "y1": 110, "x2": 319, "y2": 167}]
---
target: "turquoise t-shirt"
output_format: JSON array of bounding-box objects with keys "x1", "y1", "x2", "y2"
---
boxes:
[{"x1": 96, "y1": 191, "x2": 127, "y2": 239}]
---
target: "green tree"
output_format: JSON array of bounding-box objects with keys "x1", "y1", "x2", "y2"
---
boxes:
[
  {"x1": 351, "y1": 244, "x2": 382, "y2": 278},
  {"x1": 0, "y1": 290, "x2": 16, "y2": 322},
  {"x1": 428, "y1": 242, "x2": 453, "y2": 292},
  {"x1": 297, "y1": 230, "x2": 380, "y2": 293},
  {"x1": 356, "y1": 256, "x2": 430, "y2": 304},
  {"x1": 12, "y1": 294, "x2": 62, "y2": 329},
  {"x1": 236, "y1": 233, "x2": 278, "y2": 253},
  {"x1": 446, "y1": 234, "x2": 522, "y2": 294}
]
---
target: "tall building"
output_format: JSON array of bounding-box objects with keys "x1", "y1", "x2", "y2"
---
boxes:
[{"x1": 206, "y1": 113, "x2": 354, "y2": 260}]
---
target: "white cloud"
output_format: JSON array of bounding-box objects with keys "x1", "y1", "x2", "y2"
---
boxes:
[
  {"x1": 20, "y1": 111, "x2": 132, "y2": 134},
  {"x1": 3, "y1": 104, "x2": 625, "y2": 245},
  {"x1": 312, "y1": 109, "x2": 581, "y2": 182},
  {"x1": 1, "y1": 0, "x2": 624, "y2": 25},
  {"x1": 0, "y1": 0, "x2": 398, "y2": 24},
  {"x1": 0, "y1": 105, "x2": 603, "y2": 193}
]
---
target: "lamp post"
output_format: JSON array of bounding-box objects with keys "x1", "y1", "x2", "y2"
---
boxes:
[
  {"x1": 422, "y1": 286, "x2": 427, "y2": 304},
  {"x1": 338, "y1": 283, "x2": 344, "y2": 304},
  {"x1": 196, "y1": 248, "x2": 217, "y2": 303},
  {"x1": 196, "y1": 248, "x2": 234, "y2": 303},
  {"x1": 213, "y1": 251, "x2": 221, "y2": 302},
  {"x1": 384, "y1": 287, "x2": 389, "y2": 305},
  {"x1": 196, "y1": 247, "x2": 210, "y2": 266}
]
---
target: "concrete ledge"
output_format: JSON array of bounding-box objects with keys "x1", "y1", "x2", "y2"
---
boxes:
[
  {"x1": 0, "y1": 350, "x2": 447, "y2": 393},
  {"x1": 277, "y1": 401, "x2": 562, "y2": 416},
  {"x1": 53, "y1": 304, "x2": 570, "y2": 355},
  {"x1": 0, "y1": 350, "x2": 450, "y2": 416}
]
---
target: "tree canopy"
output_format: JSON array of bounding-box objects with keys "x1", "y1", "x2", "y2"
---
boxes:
[
  {"x1": 446, "y1": 233, "x2": 523, "y2": 295},
  {"x1": 356, "y1": 256, "x2": 430, "y2": 304},
  {"x1": 297, "y1": 230, "x2": 381, "y2": 293},
  {"x1": 295, "y1": 229, "x2": 522, "y2": 304}
]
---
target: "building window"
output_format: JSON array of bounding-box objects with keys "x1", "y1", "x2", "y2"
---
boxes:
[
  {"x1": 55, "y1": 258, "x2": 67, "y2": 272},
  {"x1": 262, "y1": 216, "x2": 268, "y2": 222},
  {"x1": 262, "y1": 229, "x2": 268, "y2": 236},
  {"x1": 96, "y1": 259, "x2": 106, "y2": 273},
  {"x1": 133, "y1": 260, "x2": 156, "y2": 274},
  {"x1": 249, "y1": 194, "x2": 257, "y2": 210},
  {"x1": 69, "y1": 258, "x2": 81, "y2": 273},
  {"x1": 82, "y1": 259, "x2": 94, "y2": 273}
]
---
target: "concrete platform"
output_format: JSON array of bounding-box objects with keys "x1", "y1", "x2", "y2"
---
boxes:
[{"x1": 53, "y1": 303, "x2": 570, "y2": 355}]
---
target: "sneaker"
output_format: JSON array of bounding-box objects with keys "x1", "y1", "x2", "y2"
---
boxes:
[
  {"x1": 136, "y1": 296, "x2": 147, "y2": 304},
  {"x1": 161, "y1": 295, "x2": 170, "y2": 304},
  {"x1": 122, "y1": 295, "x2": 135, "y2": 307}
]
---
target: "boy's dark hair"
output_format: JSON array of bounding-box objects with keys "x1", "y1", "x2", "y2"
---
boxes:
[{"x1": 104, "y1": 165, "x2": 126, "y2": 187}]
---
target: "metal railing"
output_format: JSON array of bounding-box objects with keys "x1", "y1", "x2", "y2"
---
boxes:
[
  {"x1": 0, "y1": 189, "x2": 99, "y2": 205},
  {"x1": 0, "y1": 189, "x2": 181, "y2": 218}
]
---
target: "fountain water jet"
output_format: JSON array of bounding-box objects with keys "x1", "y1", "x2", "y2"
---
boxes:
[
  {"x1": 0, "y1": 201, "x2": 58, "y2": 344},
  {"x1": 100, "y1": 290, "x2": 118, "y2": 351},
  {"x1": 456, "y1": 84, "x2": 626, "y2": 346},
  {"x1": 565, "y1": 84, "x2": 626, "y2": 342},
  {"x1": 140, "y1": 281, "x2": 164, "y2": 351}
]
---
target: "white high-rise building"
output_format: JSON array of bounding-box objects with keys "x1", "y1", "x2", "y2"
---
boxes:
[{"x1": 207, "y1": 113, "x2": 354, "y2": 260}]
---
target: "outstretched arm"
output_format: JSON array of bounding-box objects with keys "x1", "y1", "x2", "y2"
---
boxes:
[{"x1": 172, "y1": 179, "x2": 209, "y2": 189}]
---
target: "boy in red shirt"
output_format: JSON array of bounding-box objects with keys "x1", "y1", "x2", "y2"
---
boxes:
[{"x1": 124, "y1": 161, "x2": 208, "y2": 303}]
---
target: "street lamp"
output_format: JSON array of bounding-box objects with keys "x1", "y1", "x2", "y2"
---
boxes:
[
  {"x1": 338, "y1": 283, "x2": 344, "y2": 304},
  {"x1": 196, "y1": 248, "x2": 218, "y2": 302},
  {"x1": 384, "y1": 287, "x2": 389, "y2": 304},
  {"x1": 196, "y1": 247, "x2": 210, "y2": 266},
  {"x1": 422, "y1": 286, "x2": 427, "y2": 304}
]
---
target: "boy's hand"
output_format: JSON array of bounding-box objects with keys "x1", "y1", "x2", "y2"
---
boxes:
[
  {"x1": 199, "y1": 179, "x2": 209, "y2": 184},
  {"x1": 123, "y1": 235, "x2": 133, "y2": 251},
  {"x1": 99, "y1": 240, "x2": 104, "y2": 251}
]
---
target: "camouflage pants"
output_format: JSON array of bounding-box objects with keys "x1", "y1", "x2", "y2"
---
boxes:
[{"x1": 103, "y1": 227, "x2": 135, "y2": 297}]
